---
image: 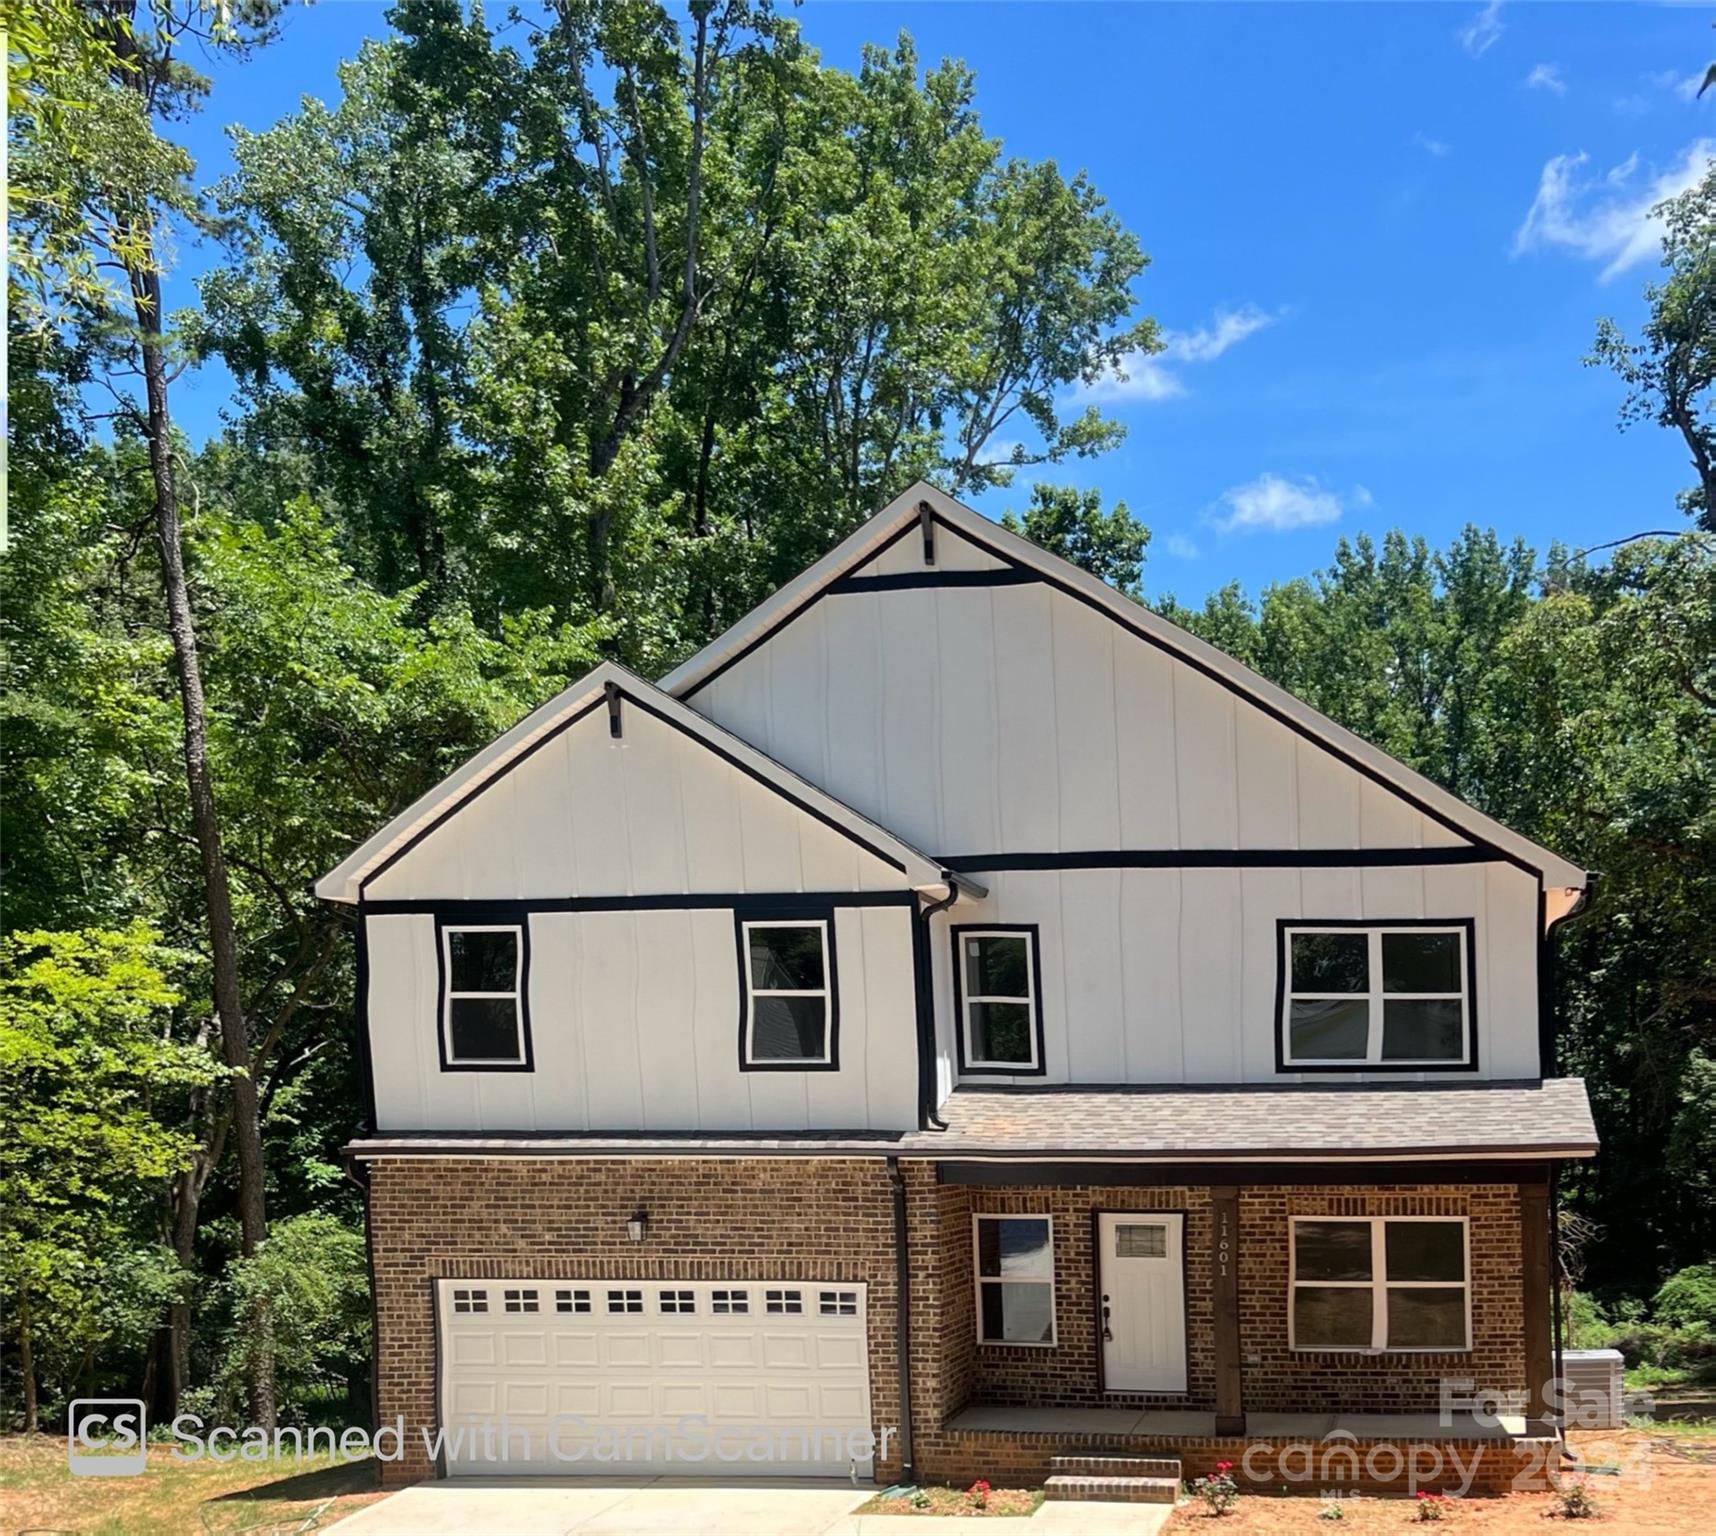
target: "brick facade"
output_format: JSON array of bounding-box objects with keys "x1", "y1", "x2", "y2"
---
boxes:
[
  {"x1": 365, "y1": 1158, "x2": 1536, "y2": 1492},
  {"x1": 365, "y1": 1157, "x2": 901, "y2": 1486}
]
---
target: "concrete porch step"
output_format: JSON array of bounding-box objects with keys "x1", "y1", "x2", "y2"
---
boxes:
[
  {"x1": 1049, "y1": 1454, "x2": 1182, "y2": 1479},
  {"x1": 1043, "y1": 1473, "x2": 1180, "y2": 1504}
]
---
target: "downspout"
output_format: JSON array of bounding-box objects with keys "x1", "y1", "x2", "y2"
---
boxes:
[
  {"x1": 915, "y1": 874, "x2": 960, "y2": 1132},
  {"x1": 1550, "y1": 1162, "x2": 1567, "y2": 1444},
  {"x1": 887, "y1": 1156, "x2": 917, "y2": 1484}
]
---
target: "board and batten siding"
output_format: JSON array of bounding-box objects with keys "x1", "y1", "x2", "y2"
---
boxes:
[
  {"x1": 365, "y1": 904, "x2": 919, "y2": 1132},
  {"x1": 362, "y1": 696, "x2": 907, "y2": 902},
  {"x1": 685, "y1": 527, "x2": 1474, "y2": 861},
  {"x1": 924, "y1": 860, "x2": 1539, "y2": 1095}
]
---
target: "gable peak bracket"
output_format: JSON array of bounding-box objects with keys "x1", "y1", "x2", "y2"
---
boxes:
[
  {"x1": 918, "y1": 500, "x2": 936, "y2": 566},
  {"x1": 605, "y1": 680, "x2": 624, "y2": 740}
]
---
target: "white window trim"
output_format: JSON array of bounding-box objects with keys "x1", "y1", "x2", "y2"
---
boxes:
[
  {"x1": 1281, "y1": 924, "x2": 1471, "y2": 1067},
  {"x1": 971, "y1": 1212, "x2": 1058, "y2": 1348},
  {"x1": 959, "y1": 929, "x2": 1040, "y2": 1071},
  {"x1": 440, "y1": 923, "x2": 526, "y2": 1066},
  {"x1": 1287, "y1": 1215, "x2": 1472, "y2": 1354},
  {"x1": 741, "y1": 919, "x2": 833, "y2": 1066}
]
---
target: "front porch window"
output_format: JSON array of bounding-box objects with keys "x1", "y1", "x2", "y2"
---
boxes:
[
  {"x1": 972, "y1": 1214, "x2": 1056, "y2": 1346},
  {"x1": 1290, "y1": 1216, "x2": 1470, "y2": 1352}
]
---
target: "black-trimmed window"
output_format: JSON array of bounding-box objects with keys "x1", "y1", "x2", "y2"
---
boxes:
[
  {"x1": 440, "y1": 923, "x2": 531, "y2": 1069},
  {"x1": 952, "y1": 926, "x2": 1045, "y2": 1074},
  {"x1": 1279, "y1": 922, "x2": 1474, "y2": 1069},
  {"x1": 1290, "y1": 1217, "x2": 1470, "y2": 1352},
  {"x1": 739, "y1": 918, "x2": 836, "y2": 1068},
  {"x1": 972, "y1": 1214, "x2": 1056, "y2": 1346}
]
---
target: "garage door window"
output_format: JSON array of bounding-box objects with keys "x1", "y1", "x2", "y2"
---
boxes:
[
  {"x1": 659, "y1": 1290, "x2": 696, "y2": 1314},
  {"x1": 765, "y1": 1289, "x2": 804, "y2": 1314},
  {"x1": 503, "y1": 1288, "x2": 539, "y2": 1313},
  {"x1": 712, "y1": 1289, "x2": 749, "y2": 1314},
  {"x1": 607, "y1": 1289, "x2": 643, "y2": 1313},
  {"x1": 452, "y1": 1288, "x2": 487, "y2": 1314},
  {"x1": 555, "y1": 1289, "x2": 590, "y2": 1314}
]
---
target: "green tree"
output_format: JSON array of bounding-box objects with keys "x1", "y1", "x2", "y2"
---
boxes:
[
  {"x1": 0, "y1": 927, "x2": 219, "y2": 1430},
  {"x1": 1002, "y1": 483, "x2": 1149, "y2": 598},
  {"x1": 1589, "y1": 164, "x2": 1716, "y2": 532}
]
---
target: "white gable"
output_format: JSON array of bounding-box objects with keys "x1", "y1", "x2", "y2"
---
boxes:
[{"x1": 363, "y1": 699, "x2": 908, "y2": 900}]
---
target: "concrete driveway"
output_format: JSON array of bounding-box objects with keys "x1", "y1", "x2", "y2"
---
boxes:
[{"x1": 327, "y1": 1476, "x2": 1171, "y2": 1534}]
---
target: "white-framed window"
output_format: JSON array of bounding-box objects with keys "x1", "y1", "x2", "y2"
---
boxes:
[
  {"x1": 440, "y1": 923, "x2": 529, "y2": 1067},
  {"x1": 741, "y1": 919, "x2": 834, "y2": 1067},
  {"x1": 972, "y1": 1214, "x2": 1056, "y2": 1346},
  {"x1": 954, "y1": 928, "x2": 1042, "y2": 1072},
  {"x1": 1280, "y1": 923, "x2": 1473, "y2": 1067},
  {"x1": 502, "y1": 1288, "x2": 539, "y2": 1314},
  {"x1": 764, "y1": 1288, "x2": 803, "y2": 1315},
  {"x1": 1289, "y1": 1216, "x2": 1471, "y2": 1352}
]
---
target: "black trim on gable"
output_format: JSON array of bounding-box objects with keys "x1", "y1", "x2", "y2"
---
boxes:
[
  {"x1": 356, "y1": 683, "x2": 914, "y2": 898},
  {"x1": 950, "y1": 923, "x2": 1048, "y2": 1078},
  {"x1": 354, "y1": 905, "x2": 377, "y2": 1133},
  {"x1": 681, "y1": 510, "x2": 1539, "y2": 878},
  {"x1": 736, "y1": 905, "x2": 841, "y2": 1073},
  {"x1": 828, "y1": 568, "x2": 1040, "y2": 594},
  {"x1": 434, "y1": 911, "x2": 535, "y2": 1074},
  {"x1": 365, "y1": 891, "x2": 915, "y2": 918},
  {"x1": 942, "y1": 848, "x2": 1490, "y2": 873},
  {"x1": 619, "y1": 690, "x2": 910, "y2": 875},
  {"x1": 1273, "y1": 916, "x2": 1480, "y2": 1076}
]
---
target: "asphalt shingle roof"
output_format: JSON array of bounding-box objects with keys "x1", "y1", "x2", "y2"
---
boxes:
[
  {"x1": 346, "y1": 1078, "x2": 1596, "y2": 1161},
  {"x1": 922, "y1": 1077, "x2": 1598, "y2": 1158}
]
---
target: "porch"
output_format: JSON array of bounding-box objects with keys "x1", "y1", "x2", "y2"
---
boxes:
[{"x1": 927, "y1": 1405, "x2": 1560, "y2": 1496}]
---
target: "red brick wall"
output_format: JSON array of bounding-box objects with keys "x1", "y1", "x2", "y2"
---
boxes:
[
  {"x1": 1237, "y1": 1185, "x2": 1526, "y2": 1414},
  {"x1": 366, "y1": 1157, "x2": 901, "y2": 1486}
]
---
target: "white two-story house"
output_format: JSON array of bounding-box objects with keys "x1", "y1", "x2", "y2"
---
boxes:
[{"x1": 320, "y1": 483, "x2": 1596, "y2": 1497}]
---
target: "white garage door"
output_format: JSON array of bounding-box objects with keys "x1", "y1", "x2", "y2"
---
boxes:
[{"x1": 435, "y1": 1278, "x2": 874, "y2": 1478}]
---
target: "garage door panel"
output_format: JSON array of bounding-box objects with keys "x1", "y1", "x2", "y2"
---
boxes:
[
  {"x1": 438, "y1": 1278, "x2": 871, "y2": 1479},
  {"x1": 501, "y1": 1333, "x2": 549, "y2": 1367},
  {"x1": 657, "y1": 1334, "x2": 706, "y2": 1368},
  {"x1": 760, "y1": 1333, "x2": 810, "y2": 1368},
  {"x1": 502, "y1": 1381, "x2": 551, "y2": 1416},
  {"x1": 815, "y1": 1334, "x2": 864, "y2": 1369},
  {"x1": 555, "y1": 1334, "x2": 598, "y2": 1367},
  {"x1": 603, "y1": 1334, "x2": 651, "y2": 1368},
  {"x1": 449, "y1": 1334, "x2": 497, "y2": 1367},
  {"x1": 711, "y1": 1383, "x2": 760, "y2": 1417},
  {"x1": 708, "y1": 1335, "x2": 759, "y2": 1367}
]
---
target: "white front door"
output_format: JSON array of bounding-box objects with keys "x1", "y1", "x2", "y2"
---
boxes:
[
  {"x1": 436, "y1": 1278, "x2": 873, "y2": 1477},
  {"x1": 1098, "y1": 1213, "x2": 1187, "y2": 1392}
]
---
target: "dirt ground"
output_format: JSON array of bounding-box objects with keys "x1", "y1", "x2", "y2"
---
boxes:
[{"x1": 1166, "y1": 1428, "x2": 1716, "y2": 1533}]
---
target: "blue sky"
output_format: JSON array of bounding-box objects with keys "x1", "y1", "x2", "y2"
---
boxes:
[{"x1": 162, "y1": 1, "x2": 1715, "y2": 604}]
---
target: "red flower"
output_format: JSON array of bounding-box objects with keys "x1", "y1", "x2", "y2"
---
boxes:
[{"x1": 1215, "y1": 1461, "x2": 1234, "y2": 1473}]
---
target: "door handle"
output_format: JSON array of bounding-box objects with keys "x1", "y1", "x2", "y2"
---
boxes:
[{"x1": 1101, "y1": 1292, "x2": 1113, "y2": 1343}]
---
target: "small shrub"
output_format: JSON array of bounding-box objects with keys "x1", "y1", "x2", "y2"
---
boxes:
[
  {"x1": 1415, "y1": 1491, "x2": 1451, "y2": 1522},
  {"x1": 1552, "y1": 1479, "x2": 1599, "y2": 1519},
  {"x1": 1190, "y1": 1461, "x2": 1240, "y2": 1515},
  {"x1": 1653, "y1": 1263, "x2": 1716, "y2": 1334},
  {"x1": 1318, "y1": 1498, "x2": 1346, "y2": 1519},
  {"x1": 908, "y1": 1487, "x2": 932, "y2": 1510},
  {"x1": 966, "y1": 1478, "x2": 990, "y2": 1511}
]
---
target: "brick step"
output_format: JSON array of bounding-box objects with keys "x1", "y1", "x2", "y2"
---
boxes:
[
  {"x1": 1049, "y1": 1454, "x2": 1182, "y2": 1479},
  {"x1": 1043, "y1": 1474, "x2": 1180, "y2": 1504}
]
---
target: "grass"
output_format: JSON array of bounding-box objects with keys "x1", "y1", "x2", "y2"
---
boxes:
[
  {"x1": 854, "y1": 1484, "x2": 1046, "y2": 1517},
  {"x1": 0, "y1": 1434, "x2": 390, "y2": 1535}
]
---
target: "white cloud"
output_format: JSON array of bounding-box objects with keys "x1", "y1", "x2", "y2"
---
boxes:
[
  {"x1": 1525, "y1": 63, "x2": 1566, "y2": 96},
  {"x1": 1080, "y1": 304, "x2": 1278, "y2": 401},
  {"x1": 1457, "y1": 2, "x2": 1504, "y2": 60},
  {"x1": 1650, "y1": 69, "x2": 1707, "y2": 103},
  {"x1": 1165, "y1": 534, "x2": 1199, "y2": 560},
  {"x1": 1513, "y1": 139, "x2": 1715, "y2": 280},
  {"x1": 1210, "y1": 474, "x2": 1345, "y2": 535},
  {"x1": 1413, "y1": 131, "x2": 1451, "y2": 158}
]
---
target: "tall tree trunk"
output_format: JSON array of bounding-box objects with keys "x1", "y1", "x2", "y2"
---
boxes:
[
  {"x1": 126, "y1": 258, "x2": 276, "y2": 1432},
  {"x1": 19, "y1": 1292, "x2": 38, "y2": 1434}
]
